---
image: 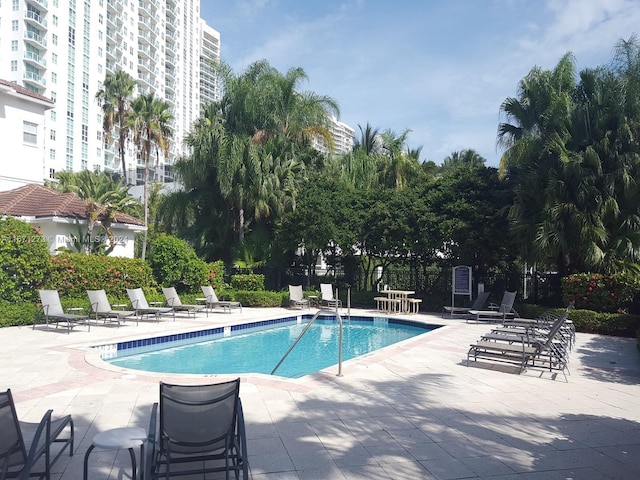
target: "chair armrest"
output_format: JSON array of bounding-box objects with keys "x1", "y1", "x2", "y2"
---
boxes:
[{"x1": 145, "y1": 403, "x2": 158, "y2": 478}]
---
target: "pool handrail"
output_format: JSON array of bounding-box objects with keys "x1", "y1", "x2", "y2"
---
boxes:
[{"x1": 271, "y1": 306, "x2": 344, "y2": 377}]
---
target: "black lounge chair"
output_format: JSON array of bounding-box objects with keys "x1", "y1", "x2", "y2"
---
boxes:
[
  {"x1": 147, "y1": 379, "x2": 249, "y2": 479},
  {"x1": 0, "y1": 388, "x2": 74, "y2": 480}
]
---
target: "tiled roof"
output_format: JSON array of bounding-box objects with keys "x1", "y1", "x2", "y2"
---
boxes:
[
  {"x1": 0, "y1": 79, "x2": 54, "y2": 105},
  {"x1": 0, "y1": 184, "x2": 144, "y2": 226}
]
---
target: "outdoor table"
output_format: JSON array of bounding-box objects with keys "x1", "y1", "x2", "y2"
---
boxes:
[
  {"x1": 382, "y1": 290, "x2": 416, "y2": 314},
  {"x1": 83, "y1": 427, "x2": 146, "y2": 480}
]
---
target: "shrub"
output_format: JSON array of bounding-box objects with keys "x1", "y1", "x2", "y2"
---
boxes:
[
  {"x1": 147, "y1": 235, "x2": 208, "y2": 292},
  {"x1": 44, "y1": 252, "x2": 157, "y2": 297},
  {"x1": 0, "y1": 300, "x2": 40, "y2": 327},
  {"x1": 205, "y1": 261, "x2": 226, "y2": 289},
  {"x1": 562, "y1": 272, "x2": 639, "y2": 313},
  {"x1": 568, "y1": 309, "x2": 640, "y2": 337},
  {"x1": 234, "y1": 290, "x2": 283, "y2": 307},
  {"x1": 231, "y1": 274, "x2": 264, "y2": 291},
  {"x1": 0, "y1": 218, "x2": 51, "y2": 302}
]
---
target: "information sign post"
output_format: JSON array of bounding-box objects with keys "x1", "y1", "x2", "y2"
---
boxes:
[{"x1": 451, "y1": 266, "x2": 472, "y2": 309}]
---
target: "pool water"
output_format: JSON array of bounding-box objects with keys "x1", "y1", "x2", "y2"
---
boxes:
[{"x1": 104, "y1": 317, "x2": 435, "y2": 378}]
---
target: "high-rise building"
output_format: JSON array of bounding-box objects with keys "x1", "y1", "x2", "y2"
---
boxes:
[
  {"x1": 0, "y1": 0, "x2": 220, "y2": 186},
  {"x1": 312, "y1": 116, "x2": 355, "y2": 156}
]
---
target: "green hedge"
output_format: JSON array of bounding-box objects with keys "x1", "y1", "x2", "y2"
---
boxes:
[
  {"x1": 234, "y1": 290, "x2": 283, "y2": 307},
  {"x1": 562, "y1": 272, "x2": 639, "y2": 313},
  {"x1": 567, "y1": 309, "x2": 640, "y2": 337},
  {"x1": 147, "y1": 235, "x2": 208, "y2": 292},
  {"x1": 231, "y1": 274, "x2": 264, "y2": 291},
  {"x1": 44, "y1": 252, "x2": 157, "y2": 297}
]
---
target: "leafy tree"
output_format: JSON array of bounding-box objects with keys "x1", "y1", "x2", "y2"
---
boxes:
[
  {"x1": 147, "y1": 235, "x2": 208, "y2": 292},
  {"x1": 95, "y1": 70, "x2": 136, "y2": 183}
]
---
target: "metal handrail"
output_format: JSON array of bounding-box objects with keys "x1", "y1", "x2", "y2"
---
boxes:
[{"x1": 271, "y1": 305, "x2": 344, "y2": 377}]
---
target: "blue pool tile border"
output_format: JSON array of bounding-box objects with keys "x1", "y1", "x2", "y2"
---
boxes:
[{"x1": 94, "y1": 314, "x2": 439, "y2": 358}]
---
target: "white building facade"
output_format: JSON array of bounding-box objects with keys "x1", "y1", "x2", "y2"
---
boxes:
[
  {"x1": 0, "y1": 79, "x2": 54, "y2": 191},
  {"x1": 0, "y1": 0, "x2": 220, "y2": 187},
  {"x1": 312, "y1": 116, "x2": 355, "y2": 156}
]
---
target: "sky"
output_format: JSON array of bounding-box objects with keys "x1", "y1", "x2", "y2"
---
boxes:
[{"x1": 200, "y1": 0, "x2": 640, "y2": 166}]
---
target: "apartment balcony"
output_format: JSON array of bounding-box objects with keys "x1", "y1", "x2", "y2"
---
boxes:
[
  {"x1": 165, "y1": 68, "x2": 175, "y2": 83},
  {"x1": 165, "y1": 54, "x2": 175, "y2": 69},
  {"x1": 165, "y1": 80, "x2": 175, "y2": 93},
  {"x1": 138, "y1": 0, "x2": 156, "y2": 18},
  {"x1": 27, "y1": 0, "x2": 48, "y2": 12},
  {"x1": 138, "y1": 30, "x2": 157, "y2": 46},
  {"x1": 165, "y1": 92, "x2": 175, "y2": 104},
  {"x1": 166, "y1": 1, "x2": 177, "y2": 20},
  {"x1": 137, "y1": 72, "x2": 157, "y2": 91},
  {"x1": 24, "y1": 31, "x2": 47, "y2": 48},
  {"x1": 138, "y1": 15, "x2": 159, "y2": 35},
  {"x1": 106, "y1": 12, "x2": 117, "y2": 28},
  {"x1": 24, "y1": 10, "x2": 48, "y2": 29},
  {"x1": 138, "y1": 58, "x2": 156, "y2": 75},
  {"x1": 106, "y1": 0, "x2": 116, "y2": 13},
  {"x1": 24, "y1": 71, "x2": 46, "y2": 89},
  {"x1": 106, "y1": 29, "x2": 116, "y2": 42},
  {"x1": 24, "y1": 51, "x2": 46, "y2": 68}
]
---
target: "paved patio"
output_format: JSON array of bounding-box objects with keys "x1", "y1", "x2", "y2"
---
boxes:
[{"x1": 2, "y1": 307, "x2": 640, "y2": 479}]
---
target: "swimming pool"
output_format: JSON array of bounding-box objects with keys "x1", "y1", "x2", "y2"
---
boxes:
[{"x1": 99, "y1": 315, "x2": 438, "y2": 378}]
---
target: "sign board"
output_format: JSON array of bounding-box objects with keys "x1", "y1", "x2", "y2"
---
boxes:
[{"x1": 451, "y1": 265, "x2": 472, "y2": 308}]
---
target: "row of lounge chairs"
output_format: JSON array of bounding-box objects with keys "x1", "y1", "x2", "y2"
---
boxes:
[
  {"x1": 288, "y1": 283, "x2": 342, "y2": 310},
  {"x1": 36, "y1": 286, "x2": 242, "y2": 333},
  {"x1": 467, "y1": 308, "x2": 575, "y2": 381}
]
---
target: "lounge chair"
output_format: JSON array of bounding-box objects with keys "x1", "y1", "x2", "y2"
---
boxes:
[
  {"x1": 37, "y1": 289, "x2": 89, "y2": 333},
  {"x1": 126, "y1": 288, "x2": 174, "y2": 321},
  {"x1": 87, "y1": 289, "x2": 137, "y2": 326},
  {"x1": 320, "y1": 283, "x2": 342, "y2": 308},
  {"x1": 200, "y1": 286, "x2": 242, "y2": 314},
  {"x1": 468, "y1": 291, "x2": 518, "y2": 323},
  {"x1": 288, "y1": 285, "x2": 310, "y2": 309},
  {"x1": 467, "y1": 309, "x2": 570, "y2": 380},
  {"x1": 442, "y1": 291, "x2": 490, "y2": 318},
  {"x1": 162, "y1": 287, "x2": 206, "y2": 318},
  {"x1": 0, "y1": 388, "x2": 74, "y2": 479},
  {"x1": 147, "y1": 379, "x2": 249, "y2": 479}
]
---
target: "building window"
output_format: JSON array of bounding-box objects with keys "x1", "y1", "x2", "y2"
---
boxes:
[
  {"x1": 97, "y1": 131, "x2": 102, "y2": 141},
  {"x1": 23, "y1": 121, "x2": 38, "y2": 144},
  {"x1": 49, "y1": 168, "x2": 56, "y2": 178},
  {"x1": 68, "y1": 27, "x2": 75, "y2": 46},
  {"x1": 50, "y1": 130, "x2": 56, "y2": 140},
  {"x1": 12, "y1": 20, "x2": 19, "y2": 31},
  {"x1": 81, "y1": 124, "x2": 88, "y2": 142},
  {"x1": 50, "y1": 149, "x2": 56, "y2": 160},
  {"x1": 12, "y1": 0, "x2": 19, "y2": 11},
  {"x1": 51, "y1": 72, "x2": 57, "y2": 83},
  {"x1": 51, "y1": 111, "x2": 57, "y2": 121},
  {"x1": 11, "y1": 61, "x2": 17, "y2": 71},
  {"x1": 98, "y1": 47, "x2": 103, "y2": 57},
  {"x1": 99, "y1": 14, "x2": 103, "y2": 24},
  {"x1": 52, "y1": 34, "x2": 58, "y2": 45},
  {"x1": 11, "y1": 40, "x2": 18, "y2": 51},
  {"x1": 52, "y1": 53, "x2": 58, "y2": 64},
  {"x1": 51, "y1": 91, "x2": 57, "y2": 102}
]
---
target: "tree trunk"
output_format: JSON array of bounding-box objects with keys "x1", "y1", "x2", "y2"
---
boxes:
[{"x1": 141, "y1": 154, "x2": 149, "y2": 260}]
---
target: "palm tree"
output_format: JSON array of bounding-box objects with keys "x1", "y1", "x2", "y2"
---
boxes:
[
  {"x1": 50, "y1": 170, "x2": 142, "y2": 254},
  {"x1": 128, "y1": 93, "x2": 173, "y2": 259},
  {"x1": 353, "y1": 123, "x2": 380, "y2": 155},
  {"x1": 441, "y1": 149, "x2": 485, "y2": 172},
  {"x1": 95, "y1": 70, "x2": 136, "y2": 184}
]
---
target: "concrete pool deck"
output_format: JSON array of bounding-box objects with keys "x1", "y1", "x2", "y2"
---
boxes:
[{"x1": 2, "y1": 307, "x2": 640, "y2": 479}]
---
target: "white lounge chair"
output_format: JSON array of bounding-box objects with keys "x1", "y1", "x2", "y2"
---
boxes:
[
  {"x1": 442, "y1": 291, "x2": 490, "y2": 318},
  {"x1": 320, "y1": 283, "x2": 342, "y2": 308},
  {"x1": 87, "y1": 289, "x2": 137, "y2": 326},
  {"x1": 288, "y1": 285, "x2": 310, "y2": 309},
  {"x1": 37, "y1": 289, "x2": 89, "y2": 333},
  {"x1": 126, "y1": 288, "x2": 174, "y2": 321},
  {"x1": 162, "y1": 287, "x2": 206, "y2": 318},
  {"x1": 200, "y1": 285, "x2": 242, "y2": 314}
]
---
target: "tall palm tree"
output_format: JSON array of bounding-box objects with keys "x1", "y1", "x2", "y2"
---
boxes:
[
  {"x1": 353, "y1": 123, "x2": 380, "y2": 155},
  {"x1": 128, "y1": 93, "x2": 173, "y2": 259},
  {"x1": 95, "y1": 70, "x2": 136, "y2": 184}
]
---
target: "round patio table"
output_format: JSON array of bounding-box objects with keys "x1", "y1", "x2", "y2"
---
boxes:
[{"x1": 83, "y1": 426, "x2": 146, "y2": 480}]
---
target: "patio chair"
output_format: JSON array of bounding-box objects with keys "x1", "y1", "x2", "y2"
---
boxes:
[
  {"x1": 0, "y1": 388, "x2": 74, "y2": 480},
  {"x1": 86, "y1": 289, "x2": 138, "y2": 327},
  {"x1": 37, "y1": 289, "x2": 89, "y2": 333},
  {"x1": 147, "y1": 379, "x2": 249, "y2": 479},
  {"x1": 161, "y1": 287, "x2": 206, "y2": 318},
  {"x1": 288, "y1": 285, "x2": 310, "y2": 310},
  {"x1": 126, "y1": 288, "x2": 174, "y2": 322},
  {"x1": 320, "y1": 283, "x2": 342, "y2": 309},
  {"x1": 200, "y1": 286, "x2": 242, "y2": 314},
  {"x1": 467, "y1": 291, "x2": 518, "y2": 323},
  {"x1": 442, "y1": 291, "x2": 490, "y2": 318},
  {"x1": 468, "y1": 309, "x2": 570, "y2": 380}
]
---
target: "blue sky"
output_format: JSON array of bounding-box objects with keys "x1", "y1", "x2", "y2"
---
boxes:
[{"x1": 200, "y1": 0, "x2": 640, "y2": 166}]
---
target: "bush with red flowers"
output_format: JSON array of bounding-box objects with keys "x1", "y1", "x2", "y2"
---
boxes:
[{"x1": 562, "y1": 272, "x2": 639, "y2": 313}]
